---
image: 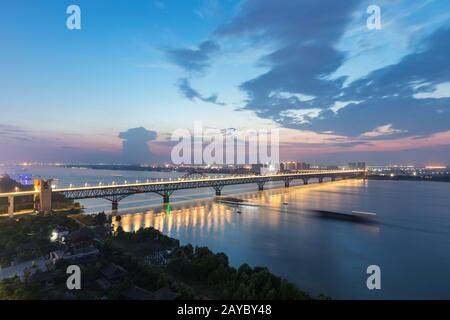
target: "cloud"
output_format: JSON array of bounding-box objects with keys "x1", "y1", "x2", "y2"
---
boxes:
[
  {"x1": 211, "y1": 0, "x2": 450, "y2": 139},
  {"x1": 361, "y1": 124, "x2": 407, "y2": 138},
  {"x1": 299, "y1": 27, "x2": 450, "y2": 136},
  {"x1": 213, "y1": 0, "x2": 360, "y2": 125},
  {"x1": 166, "y1": 40, "x2": 220, "y2": 74},
  {"x1": 194, "y1": 0, "x2": 222, "y2": 19},
  {"x1": 177, "y1": 78, "x2": 225, "y2": 106},
  {"x1": 118, "y1": 127, "x2": 159, "y2": 164}
]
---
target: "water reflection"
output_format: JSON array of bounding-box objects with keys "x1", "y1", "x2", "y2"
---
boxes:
[
  {"x1": 111, "y1": 179, "x2": 450, "y2": 299},
  {"x1": 113, "y1": 179, "x2": 367, "y2": 236}
]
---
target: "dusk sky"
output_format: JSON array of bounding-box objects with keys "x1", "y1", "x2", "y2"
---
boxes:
[{"x1": 1, "y1": 0, "x2": 450, "y2": 165}]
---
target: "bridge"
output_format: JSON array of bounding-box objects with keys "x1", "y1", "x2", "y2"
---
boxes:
[{"x1": 0, "y1": 169, "x2": 365, "y2": 214}]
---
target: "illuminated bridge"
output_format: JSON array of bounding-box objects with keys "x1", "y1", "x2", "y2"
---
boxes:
[{"x1": 0, "y1": 169, "x2": 365, "y2": 214}]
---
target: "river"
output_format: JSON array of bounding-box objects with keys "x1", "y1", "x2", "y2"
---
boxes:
[{"x1": 2, "y1": 164, "x2": 450, "y2": 299}]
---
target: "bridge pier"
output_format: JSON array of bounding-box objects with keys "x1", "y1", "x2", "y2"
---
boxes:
[
  {"x1": 331, "y1": 177, "x2": 336, "y2": 182},
  {"x1": 155, "y1": 191, "x2": 173, "y2": 203},
  {"x1": 163, "y1": 193, "x2": 170, "y2": 203},
  {"x1": 257, "y1": 182, "x2": 265, "y2": 191},
  {"x1": 112, "y1": 200, "x2": 119, "y2": 211},
  {"x1": 303, "y1": 178, "x2": 309, "y2": 185},
  {"x1": 318, "y1": 178, "x2": 323, "y2": 183},
  {"x1": 284, "y1": 180, "x2": 291, "y2": 188},
  {"x1": 214, "y1": 186, "x2": 224, "y2": 196},
  {"x1": 8, "y1": 196, "x2": 14, "y2": 216}
]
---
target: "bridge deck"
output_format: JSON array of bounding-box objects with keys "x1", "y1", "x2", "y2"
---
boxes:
[{"x1": 0, "y1": 169, "x2": 364, "y2": 199}]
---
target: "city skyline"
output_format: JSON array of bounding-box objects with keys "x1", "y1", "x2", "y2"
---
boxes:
[{"x1": 1, "y1": 0, "x2": 450, "y2": 165}]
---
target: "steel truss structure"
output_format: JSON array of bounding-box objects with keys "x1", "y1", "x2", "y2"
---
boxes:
[{"x1": 54, "y1": 170, "x2": 364, "y2": 204}]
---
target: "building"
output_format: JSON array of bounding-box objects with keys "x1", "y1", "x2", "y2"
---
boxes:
[
  {"x1": 49, "y1": 245, "x2": 100, "y2": 264},
  {"x1": 348, "y1": 162, "x2": 366, "y2": 170},
  {"x1": 297, "y1": 162, "x2": 311, "y2": 170},
  {"x1": 280, "y1": 161, "x2": 297, "y2": 171},
  {"x1": 251, "y1": 163, "x2": 278, "y2": 175}
]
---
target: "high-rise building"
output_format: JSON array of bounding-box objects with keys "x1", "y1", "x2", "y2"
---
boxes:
[{"x1": 349, "y1": 162, "x2": 366, "y2": 169}]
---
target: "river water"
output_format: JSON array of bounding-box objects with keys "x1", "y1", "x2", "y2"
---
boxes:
[{"x1": 2, "y1": 164, "x2": 450, "y2": 299}]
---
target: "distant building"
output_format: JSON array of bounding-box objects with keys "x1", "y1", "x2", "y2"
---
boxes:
[
  {"x1": 297, "y1": 162, "x2": 311, "y2": 170},
  {"x1": 251, "y1": 164, "x2": 263, "y2": 174},
  {"x1": 280, "y1": 161, "x2": 297, "y2": 171},
  {"x1": 251, "y1": 163, "x2": 278, "y2": 175},
  {"x1": 349, "y1": 162, "x2": 366, "y2": 169}
]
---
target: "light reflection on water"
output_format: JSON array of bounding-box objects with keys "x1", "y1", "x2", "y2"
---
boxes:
[
  {"x1": 3, "y1": 165, "x2": 450, "y2": 299},
  {"x1": 112, "y1": 179, "x2": 450, "y2": 299}
]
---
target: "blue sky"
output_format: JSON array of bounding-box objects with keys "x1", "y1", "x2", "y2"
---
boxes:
[{"x1": 0, "y1": 0, "x2": 449, "y2": 165}]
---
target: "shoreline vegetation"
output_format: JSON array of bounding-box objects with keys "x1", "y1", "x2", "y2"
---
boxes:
[
  {"x1": 0, "y1": 176, "x2": 316, "y2": 300},
  {"x1": 0, "y1": 212, "x2": 315, "y2": 300}
]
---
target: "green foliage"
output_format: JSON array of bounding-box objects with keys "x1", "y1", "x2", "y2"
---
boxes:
[
  {"x1": 0, "y1": 213, "x2": 78, "y2": 267},
  {"x1": 168, "y1": 245, "x2": 311, "y2": 300},
  {"x1": 0, "y1": 277, "x2": 41, "y2": 300}
]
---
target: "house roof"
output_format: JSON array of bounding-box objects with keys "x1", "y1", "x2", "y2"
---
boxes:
[{"x1": 100, "y1": 263, "x2": 127, "y2": 280}]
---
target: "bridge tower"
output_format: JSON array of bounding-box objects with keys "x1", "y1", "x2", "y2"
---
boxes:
[
  {"x1": 34, "y1": 179, "x2": 53, "y2": 213},
  {"x1": 8, "y1": 196, "x2": 14, "y2": 216}
]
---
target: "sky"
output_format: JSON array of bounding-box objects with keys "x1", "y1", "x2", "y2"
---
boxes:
[{"x1": 0, "y1": 0, "x2": 449, "y2": 165}]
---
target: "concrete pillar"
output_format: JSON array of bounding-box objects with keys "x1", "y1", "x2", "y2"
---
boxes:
[
  {"x1": 257, "y1": 183, "x2": 264, "y2": 191},
  {"x1": 34, "y1": 179, "x2": 52, "y2": 213},
  {"x1": 303, "y1": 179, "x2": 309, "y2": 185},
  {"x1": 163, "y1": 193, "x2": 170, "y2": 203},
  {"x1": 215, "y1": 189, "x2": 222, "y2": 196},
  {"x1": 284, "y1": 180, "x2": 290, "y2": 188},
  {"x1": 112, "y1": 201, "x2": 118, "y2": 211},
  {"x1": 8, "y1": 196, "x2": 14, "y2": 216}
]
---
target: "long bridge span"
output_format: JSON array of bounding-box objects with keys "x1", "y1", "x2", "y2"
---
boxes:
[{"x1": 0, "y1": 169, "x2": 365, "y2": 214}]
